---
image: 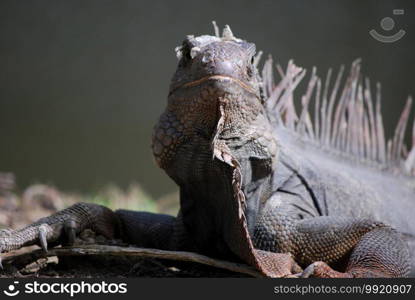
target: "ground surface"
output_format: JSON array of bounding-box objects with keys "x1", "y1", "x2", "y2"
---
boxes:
[{"x1": 1, "y1": 252, "x2": 249, "y2": 278}]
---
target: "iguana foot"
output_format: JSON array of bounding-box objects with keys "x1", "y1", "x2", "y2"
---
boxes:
[
  {"x1": 299, "y1": 227, "x2": 411, "y2": 278},
  {"x1": 299, "y1": 261, "x2": 399, "y2": 278},
  {"x1": 0, "y1": 202, "x2": 120, "y2": 268}
]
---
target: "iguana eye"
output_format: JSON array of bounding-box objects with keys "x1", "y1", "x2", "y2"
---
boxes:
[
  {"x1": 182, "y1": 47, "x2": 192, "y2": 61},
  {"x1": 175, "y1": 45, "x2": 192, "y2": 62},
  {"x1": 180, "y1": 39, "x2": 195, "y2": 62}
]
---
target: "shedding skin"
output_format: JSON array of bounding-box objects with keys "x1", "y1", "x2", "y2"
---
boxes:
[{"x1": 1, "y1": 24, "x2": 414, "y2": 278}]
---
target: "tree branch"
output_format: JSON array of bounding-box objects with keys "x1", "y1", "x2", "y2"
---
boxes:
[{"x1": 2, "y1": 244, "x2": 263, "y2": 277}]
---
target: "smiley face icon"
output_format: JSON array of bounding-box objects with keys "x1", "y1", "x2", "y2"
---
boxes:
[
  {"x1": 3, "y1": 282, "x2": 20, "y2": 297},
  {"x1": 370, "y1": 9, "x2": 406, "y2": 43}
]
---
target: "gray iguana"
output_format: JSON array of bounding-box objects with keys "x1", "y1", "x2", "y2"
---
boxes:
[{"x1": 1, "y1": 23, "x2": 415, "y2": 278}]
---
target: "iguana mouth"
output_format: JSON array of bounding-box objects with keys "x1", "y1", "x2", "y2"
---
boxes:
[{"x1": 170, "y1": 75, "x2": 257, "y2": 95}]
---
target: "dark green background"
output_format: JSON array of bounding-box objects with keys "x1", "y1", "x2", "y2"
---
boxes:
[{"x1": 0, "y1": 0, "x2": 414, "y2": 197}]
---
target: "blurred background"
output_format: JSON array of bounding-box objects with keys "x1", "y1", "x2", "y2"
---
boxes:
[{"x1": 0, "y1": 0, "x2": 414, "y2": 226}]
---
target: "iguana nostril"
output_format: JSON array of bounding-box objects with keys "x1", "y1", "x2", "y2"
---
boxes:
[
  {"x1": 201, "y1": 55, "x2": 234, "y2": 75},
  {"x1": 213, "y1": 59, "x2": 234, "y2": 74}
]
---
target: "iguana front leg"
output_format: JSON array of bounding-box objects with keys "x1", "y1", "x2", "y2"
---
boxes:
[
  {"x1": 299, "y1": 226, "x2": 411, "y2": 278},
  {"x1": 254, "y1": 204, "x2": 411, "y2": 278},
  {"x1": 0, "y1": 203, "x2": 121, "y2": 260},
  {"x1": 0, "y1": 203, "x2": 189, "y2": 267}
]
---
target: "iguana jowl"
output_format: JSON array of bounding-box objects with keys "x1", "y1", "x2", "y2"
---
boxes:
[{"x1": 1, "y1": 24, "x2": 415, "y2": 278}]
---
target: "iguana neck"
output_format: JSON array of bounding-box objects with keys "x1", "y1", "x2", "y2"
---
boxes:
[{"x1": 153, "y1": 80, "x2": 277, "y2": 260}]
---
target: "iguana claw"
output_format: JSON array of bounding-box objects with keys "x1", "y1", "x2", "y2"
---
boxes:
[
  {"x1": 299, "y1": 263, "x2": 316, "y2": 278},
  {"x1": 299, "y1": 261, "x2": 353, "y2": 278},
  {"x1": 38, "y1": 224, "x2": 50, "y2": 252}
]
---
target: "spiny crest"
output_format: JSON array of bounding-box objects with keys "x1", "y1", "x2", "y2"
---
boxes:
[
  {"x1": 261, "y1": 57, "x2": 415, "y2": 176},
  {"x1": 175, "y1": 22, "x2": 242, "y2": 60},
  {"x1": 211, "y1": 21, "x2": 242, "y2": 42}
]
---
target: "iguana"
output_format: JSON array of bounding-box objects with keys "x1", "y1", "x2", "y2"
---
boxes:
[{"x1": 1, "y1": 23, "x2": 415, "y2": 278}]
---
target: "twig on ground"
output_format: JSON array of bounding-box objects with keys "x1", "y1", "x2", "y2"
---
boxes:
[{"x1": 2, "y1": 244, "x2": 263, "y2": 277}]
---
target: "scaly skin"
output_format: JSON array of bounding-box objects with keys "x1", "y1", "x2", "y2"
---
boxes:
[{"x1": 0, "y1": 26, "x2": 412, "y2": 277}]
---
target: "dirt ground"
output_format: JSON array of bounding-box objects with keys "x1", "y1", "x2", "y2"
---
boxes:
[
  {"x1": 2, "y1": 255, "x2": 249, "y2": 278},
  {"x1": 4, "y1": 256, "x2": 247, "y2": 278}
]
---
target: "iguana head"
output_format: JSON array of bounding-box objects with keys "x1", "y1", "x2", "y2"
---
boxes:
[
  {"x1": 153, "y1": 24, "x2": 276, "y2": 171},
  {"x1": 169, "y1": 25, "x2": 261, "y2": 97}
]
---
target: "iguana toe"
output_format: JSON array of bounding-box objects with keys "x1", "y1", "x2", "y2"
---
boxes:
[
  {"x1": 300, "y1": 261, "x2": 353, "y2": 278},
  {"x1": 63, "y1": 219, "x2": 77, "y2": 246},
  {"x1": 38, "y1": 224, "x2": 52, "y2": 252}
]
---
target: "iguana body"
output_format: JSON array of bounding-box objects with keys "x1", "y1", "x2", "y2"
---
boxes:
[{"x1": 1, "y1": 24, "x2": 414, "y2": 278}]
